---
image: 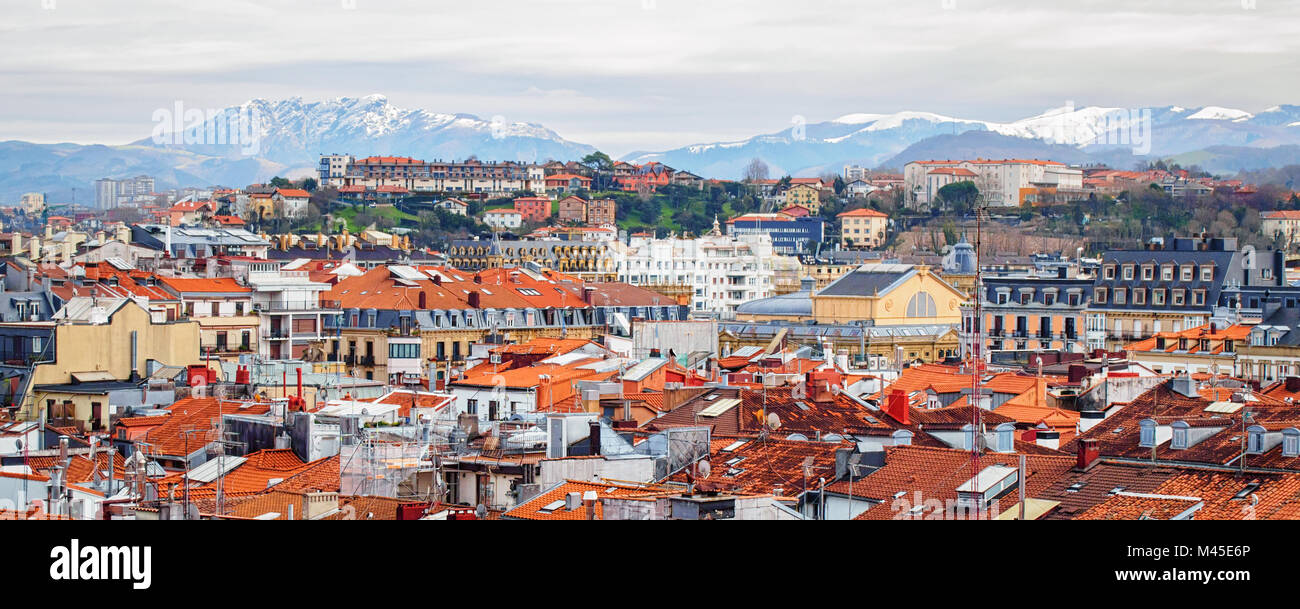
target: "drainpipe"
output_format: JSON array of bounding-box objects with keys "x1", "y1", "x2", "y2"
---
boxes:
[{"x1": 130, "y1": 331, "x2": 138, "y2": 382}]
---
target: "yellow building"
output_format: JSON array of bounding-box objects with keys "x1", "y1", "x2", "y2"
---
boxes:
[
  {"x1": 784, "y1": 184, "x2": 821, "y2": 214},
  {"x1": 837, "y1": 207, "x2": 888, "y2": 249},
  {"x1": 811, "y1": 263, "x2": 966, "y2": 325},
  {"x1": 4, "y1": 297, "x2": 202, "y2": 431},
  {"x1": 736, "y1": 263, "x2": 967, "y2": 328}
]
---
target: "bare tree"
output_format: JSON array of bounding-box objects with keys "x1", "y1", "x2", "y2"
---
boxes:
[{"x1": 743, "y1": 158, "x2": 770, "y2": 183}]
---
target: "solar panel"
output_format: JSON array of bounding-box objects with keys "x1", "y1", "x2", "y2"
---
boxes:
[{"x1": 538, "y1": 500, "x2": 566, "y2": 513}]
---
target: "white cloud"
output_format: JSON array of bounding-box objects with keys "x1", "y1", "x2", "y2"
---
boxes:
[{"x1": 1, "y1": 0, "x2": 1297, "y2": 154}]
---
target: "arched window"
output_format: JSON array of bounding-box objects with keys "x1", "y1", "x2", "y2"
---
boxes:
[{"x1": 906, "y1": 292, "x2": 937, "y2": 318}]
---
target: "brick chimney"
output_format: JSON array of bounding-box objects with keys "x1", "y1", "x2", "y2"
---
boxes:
[
  {"x1": 1076, "y1": 438, "x2": 1100, "y2": 470},
  {"x1": 467, "y1": 290, "x2": 481, "y2": 308}
]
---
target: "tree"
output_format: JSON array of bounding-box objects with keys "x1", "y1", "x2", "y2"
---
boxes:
[
  {"x1": 300, "y1": 177, "x2": 319, "y2": 192},
  {"x1": 936, "y1": 181, "x2": 979, "y2": 215},
  {"x1": 269, "y1": 176, "x2": 292, "y2": 189},
  {"x1": 743, "y1": 158, "x2": 770, "y2": 182},
  {"x1": 581, "y1": 151, "x2": 613, "y2": 172}
]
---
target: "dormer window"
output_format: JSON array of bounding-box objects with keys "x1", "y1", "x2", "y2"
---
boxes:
[
  {"x1": 1139, "y1": 418, "x2": 1157, "y2": 447},
  {"x1": 1170, "y1": 421, "x2": 1189, "y2": 450},
  {"x1": 1284, "y1": 428, "x2": 1300, "y2": 457},
  {"x1": 1201, "y1": 265, "x2": 1214, "y2": 282},
  {"x1": 1247, "y1": 425, "x2": 1266, "y2": 455},
  {"x1": 1122, "y1": 265, "x2": 1134, "y2": 280},
  {"x1": 1181, "y1": 265, "x2": 1194, "y2": 282},
  {"x1": 996, "y1": 423, "x2": 1015, "y2": 453},
  {"x1": 1142, "y1": 265, "x2": 1154, "y2": 281},
  {"x1": 1161, "y1": 265, "x2": 1174, "y2": 281},
  {"x1": 1103, "y1": 265, "x2": 1116, "y2": 280}
]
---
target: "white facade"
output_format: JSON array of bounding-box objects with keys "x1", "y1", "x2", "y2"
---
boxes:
[
  {"x1": 904, "y1": 160, "x2": 1084, "y2": 208},
  {"x1": 614, "y1": 231, "x2": 788, "y2": 318},
  {"x1": 483, "y1": 210, "x2": 522, "y2": 229}
]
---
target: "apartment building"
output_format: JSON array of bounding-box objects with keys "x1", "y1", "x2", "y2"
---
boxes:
[
  {"x1": 837, "y1": 207, "x2": 888, "y2": 249},
  {"x1": 903, "y1": 159, "x2": 1083, "y2": 208},
  {"x1": 1087, "y1": 236, "x2": 1283, "y2": 351},
  {"x1": 966, "y1": 276, "x2": 1092, "y2": 359},
  {"x1": 616, "y1": 226, "x2": 790, "y2": 318},
  {"x1": 320, "y1": 155, "x2": 547, "y2": 195}
]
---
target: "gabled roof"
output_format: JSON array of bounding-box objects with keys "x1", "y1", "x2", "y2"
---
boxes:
[
  {"x1": 503, "y1": 479, "x2": 671, "y2": 520},
  {"x1": 842, "y1": 445, "x2": 1075, "y2": 520}
]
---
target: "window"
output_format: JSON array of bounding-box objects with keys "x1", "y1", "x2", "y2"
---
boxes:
[
  {"x1": 1284, "y1": 429, "x2": 1300, "y2": 457},
  {"x1": 1161, "y1": 265, "x2": 1174, "y2": 281},
  {"x1": 389, "y1": 342, "x2": 420, "y2": 359},
  {"x1": 1113, "y1": 288, "x2": 1126, "y2": 305},
  {"x1": 1095, "y1": 287, "x2": 1108, "y2": 304},
  {"x1": 1247, "y1": 426, "x2": 1265, "y2": 455},
  {"x1": 1139, "y1": 419, "x2": 1156, "y2": 447},
  {"x1": 1103, "y1": 265, "x2": 1116, "y2": 280},
  {"x1": 1193, "y1": 290, "x2": 1205, "y2": 306},
  {"x1": 467, "y1": 399, "x2": 478, "y2": 415},
  {"x1": 1171, "y1": 421, "x2": 1188, "y2": 450},
  {"x1": 1201, "y1": 265, "x2": 1214, "y2": 282},
  {"x1": 1142, "y1": 265, "x2": 1154, "y2": 281},
  {"x1": 1044, "y1": 292, "x2": 1056, "y2": 306},
  {"x1": 1172, "y1": 289, "x2": 1185, "y2": 306},
  {"x1": 1153, "y1": 289, "x2": 1165, "y2": 306},
  {"x1": 1181, "y1": 265, "x2": 1194, "y2": 281},
  {"x1": 906, "y1": 292, "x2": 937, "y2": 317},
  {"x1": 1122, "y1": 265, "x2": 1134, "y2": 280},
  {"x1": 1133, "y1": 288, "x2": 1146, "y2": 305}
]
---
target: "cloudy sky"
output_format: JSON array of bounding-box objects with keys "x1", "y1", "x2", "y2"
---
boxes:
[{"x1": 2, "y1": 0, "x2": 1298, "y2": 157}]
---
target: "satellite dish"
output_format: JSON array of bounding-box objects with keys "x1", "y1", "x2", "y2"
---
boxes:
[
  {"x1": 697, "y1": 460, "x2": 712, "y2": 479},
  {"x1": 474, "y1": 503, "x2": 488, "y2": 519},
  {"x1": 767, "y1": 412, "x2": 782, "y2": 430}
]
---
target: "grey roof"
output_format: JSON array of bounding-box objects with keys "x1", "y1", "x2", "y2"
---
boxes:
[
  {"x1": 0, "y1": 290, "x2": 56, "y2": 322},
  {"x1": 52, "y1": 296, "x2": 131, "y2": 322},
  {"x1": 817, "y1": 264, "x2": 915, "y2": 297},
  {"x1": 622, "y1": 357, "x2": 668, "y2": 382},
  {"x1": 736, "y1": 289, "x2": 814, "y2": 316},
  {"x1": 721, "y1": 321, "x2": 957, "y2": 340}
]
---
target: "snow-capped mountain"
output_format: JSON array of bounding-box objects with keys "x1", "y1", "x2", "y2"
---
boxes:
[
  {"x1": 0, "y1": 95, "x2": 596, "y2": 204},
  {"x1": 136, "y1": 94, "x2": 594, "y2": 167},
  {"x1": 624, "y1": 105, "x2": 1300, "y2": 178}
]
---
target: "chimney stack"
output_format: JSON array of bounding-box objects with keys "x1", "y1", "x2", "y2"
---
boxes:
[{"x1": 1077, "y1": 438, "x2": 1100, "y2": 470}]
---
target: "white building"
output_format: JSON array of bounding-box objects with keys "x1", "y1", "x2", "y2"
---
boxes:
[
  {"x1": 614, "y1": 223, "x2": 790, "y2": 318},
  {"x1": 903, "y1": 159, "x2": 1084, "y2": 208},
  {"x1": 483, "y1": 208, "x2": 523, "y2": 229},
  {"x1": 247, "y1": 261, "x2": 336, "y2": 360}
]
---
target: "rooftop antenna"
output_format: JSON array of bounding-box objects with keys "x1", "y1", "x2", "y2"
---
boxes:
[{"x1": 969, "y1": 195, "x2": 986, "y2": 517}]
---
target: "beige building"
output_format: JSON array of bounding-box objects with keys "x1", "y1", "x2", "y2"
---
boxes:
[
  {"x1": 1262, "y1": 210, "x2": 1300, "y2": 249},
  {"x1": 811, "y1": 263, "x2": 965, "y2": 325},
  {"x1": 737, "y1": 263, "x2": 967, "y2": 327},
  {"x1": 837, "y1": 207, "x2": 888, "y2": 249},
  {"x1": 784, "y1": 184, "x2": 821, "y2": 214},
  {"x1": 5, "y1": 297, "x2": 202, "y2": 431},
  {"x1": 20, "y1": 192, "x2": 45, "y2": 215}
]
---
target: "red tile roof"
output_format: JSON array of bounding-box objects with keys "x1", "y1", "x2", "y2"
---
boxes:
[{"x1": 503, "y1": 479, "x2": 671, "y2": 520}]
